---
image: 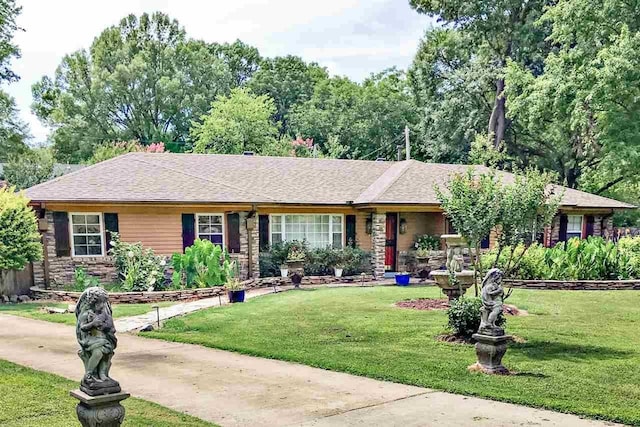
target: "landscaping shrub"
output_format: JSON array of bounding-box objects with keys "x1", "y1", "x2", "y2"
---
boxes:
[
  {"x1": 447, "y1": 297, "x2": 505, "y2": 339},
  {"x1": 109, "y1": 233, "x2": 167, "y2": 291},
  {"x1": 486, "y1": 237, "x2": 640, "y2": 280},
  {"x1": 171, "y1": 239, "x2": 232, "y2": 288},
  {"x1": 71, "y1": 267, "x2": 100, "y2": 291},
  {"x1": 259, "y1": 242, "x2": 371, "y2": 277},
  {"x1": 0, "y1": 187, "x2": 42, "y2": 271}
]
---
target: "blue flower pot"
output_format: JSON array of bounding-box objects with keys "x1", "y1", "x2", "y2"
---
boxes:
[
  {"x1": 228, "y1": 290, "x2": 245, "y2": 303},
  {"x1": 395, "y1": 273, "x2": 411, "y2": 286}
]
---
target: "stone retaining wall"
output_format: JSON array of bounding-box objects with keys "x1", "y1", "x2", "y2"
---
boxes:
[
  {"x1": 30, "y1": 274, "x2": 378, "y2": 304},
  {"x1": 504, "y1": 279, "x2": 640, "y2": 290}
]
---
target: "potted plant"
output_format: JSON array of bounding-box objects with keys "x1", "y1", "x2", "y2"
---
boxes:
[
  {"x1": 334, "y1": 263, "x2": 344, "y2": 278},
  {"x1": 395, "y1": 269, "x2": 411, "y2": 286},
  {"x1": 279, "y1": 264, "x2": 288, "y2": 278},
  {"x1": 286, "y1": 242, "x2": 306, "y2": 288},
  {"x1": 226, "y1": 278, "x2": 246, "y2": 303}
]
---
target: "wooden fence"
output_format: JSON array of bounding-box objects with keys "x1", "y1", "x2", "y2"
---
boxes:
[{"x1": 0, "y1": 264, "x2": 34, "y2": 296}]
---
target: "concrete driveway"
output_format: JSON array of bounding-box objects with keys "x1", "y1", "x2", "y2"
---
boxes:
[{"x1": 0, "y1": 314, "x2": 620, "y2": 427}]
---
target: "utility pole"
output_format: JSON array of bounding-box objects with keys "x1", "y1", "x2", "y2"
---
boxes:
[
  {"x1": 405, "y1": 125, "x2": 410, "y2": 160},
  {"x1": 396, "y1": 144, "x2": 402, "y2": 161}
]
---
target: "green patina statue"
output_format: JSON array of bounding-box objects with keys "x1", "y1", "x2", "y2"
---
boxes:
[{"x1": 75, "y1": 287, "x2": 121, "y2": 396}]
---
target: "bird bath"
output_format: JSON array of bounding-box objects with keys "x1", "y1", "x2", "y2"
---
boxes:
[{"x1": 430, "y1": 234, "x2": 475, "y2": 300}]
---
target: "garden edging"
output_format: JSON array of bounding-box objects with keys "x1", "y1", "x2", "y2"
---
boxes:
[{"x1": 30, "y1": 274, "x2": 377, "y2": 303}]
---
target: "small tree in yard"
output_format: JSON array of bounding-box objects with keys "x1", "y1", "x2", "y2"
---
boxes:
[
  {"x1": 436, "y1": 167, "x2": 562, "y2": 293},
  {"x1": 494, "y1": 169, "x2": 562, "y2": 276},
  {"x1": 0, "y1": 187, "x2": 42, "y2": 273},
  {"x1": 435, "y1": 168, "x2": 502, "y2": 295}
]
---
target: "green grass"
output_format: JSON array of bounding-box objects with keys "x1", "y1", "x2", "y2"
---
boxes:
[
  {"x1": 0, "y1": 301, "x2": 175, "y2": 325},
  {"x1": 0, "y1": 359, "x2": 214, "y2": 426},
  {"x1": 145, "y1": 286, "x2": 640, "y2": 425}
]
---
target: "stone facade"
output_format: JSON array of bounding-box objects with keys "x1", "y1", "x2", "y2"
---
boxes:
[
  {"x1": 548, "y1": 213, "x2": 614, "y2": 246},
  {"x1": 371, "y1": 213, "x2": 386, "y2": 278},
  {"x1": 34, "y1": 212, "x2": 117, "y2": 289},
  {"x1": 233, "y1": 212, "x2": 259, "y2": 279}
]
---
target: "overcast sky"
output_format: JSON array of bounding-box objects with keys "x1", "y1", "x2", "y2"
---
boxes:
[{"x1": 6, "y1": 0, "x2": 434, "y2": 143}]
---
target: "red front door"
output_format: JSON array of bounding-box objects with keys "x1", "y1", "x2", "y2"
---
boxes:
[{"x1": 385, "y1": 213, "x2": 398, "y2": 271}]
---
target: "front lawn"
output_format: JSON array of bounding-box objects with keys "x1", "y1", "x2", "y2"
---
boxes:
[
  {"x1": 145, "y1": 286, "x2": 640, "y2": 425},
  {"x1": 0, "y1": 301, "x2": 175, "y2": 325},
  {"x1": 0, "y1": 359, "x2": 213, "y2": 426}
]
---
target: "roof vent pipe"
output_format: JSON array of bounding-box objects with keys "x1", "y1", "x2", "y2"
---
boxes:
[
  {"x1": 243, "y1": 151, "x2": 254, "y2": 156},
  {"x1": 375, "y1": 157, "x2": 386, "y2": 162}
]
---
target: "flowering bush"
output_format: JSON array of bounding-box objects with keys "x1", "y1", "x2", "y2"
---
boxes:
[{"x1": 108, "y1": 233, "x2": 167, "y2": 291}]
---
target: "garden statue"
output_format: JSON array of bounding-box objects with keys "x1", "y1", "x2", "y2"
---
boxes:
[
  {"x1": 478, "y1": 268, "x2": 505, "y2": 336},
  {"x1": 430, "y1": 234, "x2": 475, "y2": 300},
  {"x1": 469, "y1": 268, "x2": 513, "y2": 375},
  {"x1": 71, "y1": 287, "x2": 129, "y2": 427},
  {"x1": 76, "y1": 287, "x2": 121, "y2": 396}
]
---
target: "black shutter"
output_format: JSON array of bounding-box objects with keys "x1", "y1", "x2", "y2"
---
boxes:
[
  {"x1": 53, "y1": 211, "x2": 70, "y2": 257},
  {"x1": 182, "y1": 214, "x2": 195, "y2": 252},
  {"x1": 559, "y1": 214, "x2": 568, "y2": 242},
  {"x1": 346, "y1": 215, "x2": 356, "y2": 247},
  {"x1": 104, "y1": 213, "x2": 119, "y2": 251},
  {"x1": 227, "y1": 213, "x2": 241, "y2": 253},
  {"x1": 259, "y1": 215, "x2": 269, "y2": 250},
  {"x1": 585, "y1": 215, "x2": 595, "y2": 237}
]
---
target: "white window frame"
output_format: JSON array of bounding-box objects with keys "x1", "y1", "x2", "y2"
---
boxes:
[
  {"x1": 69, "y1": 212, "x2": 105, "y2": 257},
  {"x1": 269, "y1": 214, "x2": 345, "y2": 249},
  {"x1": 566, "y1": 214, "x2": 583, "y2": 239},
  {"x1": 196, "y1": 213, "x2": 225, "y2": 248}
]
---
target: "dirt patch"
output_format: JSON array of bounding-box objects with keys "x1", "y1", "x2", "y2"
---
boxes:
[
  {"x1": 395, "y1": 299, "x2": 528, "y2": 316},
  {"x1": 395, "y1": 298, "x2": 449, "y2": 311}
]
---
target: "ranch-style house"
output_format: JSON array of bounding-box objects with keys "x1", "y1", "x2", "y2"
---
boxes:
[{"x1": 24, "y1": 152, "x2": 633, "y2": 287}]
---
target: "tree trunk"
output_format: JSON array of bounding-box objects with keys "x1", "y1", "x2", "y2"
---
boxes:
[{"x1": 488, "y1": 78, "x2": 506, "y2": 148}]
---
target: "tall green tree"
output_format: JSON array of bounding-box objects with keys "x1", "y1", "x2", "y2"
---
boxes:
[
  {"x1": 191, "y1": 88, "x2": 286, "y2": 155},
  {"x1": 0, "y1": 91, "x2": 28, "y2": 160},
  {"x1": 32, "y1": 13, "x2": 233, "y2": 162},
  {"x1": 248, "y1": 56, "x2": 328, "y2": 138},
  {"x1": 290, "y1": 69, "x2": 418, "y2": 159},
  {"x1": 506, "y1": 0, "x2": 640, "y2": 192},
  {"x1": 0, "y1": 0, "x2": 21, "y2": 84},
  {"x1": 0, "y1": 0, "x2": 28, "y2": 158},
  {"x1": 408, "y1": 29, "x2": 497, "y2": 163},
  {"x1": 409, "y1": 0, "x2": 551, "y2": 151},
  {"x1": 3, "y1": 148, "x2": 58, "y2": 190},
  {"x1": 209, "y1": 40, "x2": 261, "y2": 87}
]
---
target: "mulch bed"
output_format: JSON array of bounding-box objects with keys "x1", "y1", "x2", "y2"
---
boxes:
[{"x1": 395, "y1": 299, "x2": 527, "y2": 316}]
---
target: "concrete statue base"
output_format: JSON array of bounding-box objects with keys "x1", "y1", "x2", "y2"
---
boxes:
[
  {"x1": 70, "y1": 389, "x2": 130, "y2": 427},
  {"x1": 468, "y1": 333, "x2": 513, "y2": 375}
]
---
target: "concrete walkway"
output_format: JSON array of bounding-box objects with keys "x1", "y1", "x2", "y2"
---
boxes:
[
  {"x1": 115, "y1": 286, "x2": 282, "y2": 332},
  {"x1": 0, "y1": 315, "x2": 618, "y2": 427}
]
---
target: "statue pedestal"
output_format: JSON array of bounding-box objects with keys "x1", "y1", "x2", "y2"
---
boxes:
[
  {"x1": 70, "y1": 389, "x2": 130, "y2": 427},
  {"x1": 468, "y1": 333, "x2": 513, "y2": 375}
]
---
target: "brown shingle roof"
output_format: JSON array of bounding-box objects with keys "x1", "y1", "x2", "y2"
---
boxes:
[{"x1": 24, "y1": 153, "x2": 634, "y2": 209}]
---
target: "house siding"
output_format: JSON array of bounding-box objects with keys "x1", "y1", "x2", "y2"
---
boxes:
[{"x1": 118, "y1": 213, "x2": 182, "y2": 255}]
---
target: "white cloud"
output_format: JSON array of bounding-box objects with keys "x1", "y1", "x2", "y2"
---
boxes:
[{"x1": 6, "y1": 0, "x2": 433, "y2": 144}]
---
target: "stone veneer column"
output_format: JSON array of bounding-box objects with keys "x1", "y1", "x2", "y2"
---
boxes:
[
  {"x1": 548, "y1": 214, "x2": 561, "y2": 246},
  {"x1": 371, "y1": 213, "x2": 386, "y2": 278},
  {"x1": 237, "y1": 212, "x2": 260, "y2": 279},
  {"x1": 602, "y1": 216, "x2": 614, "y2": 240}
]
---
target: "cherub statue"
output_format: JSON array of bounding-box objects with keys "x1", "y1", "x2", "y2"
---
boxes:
[
  {"x1": 75, "y1": 287, "x2": 121, "y2": 396},
  {"x1": 478, "y1": 268, "x2": 506, "y2": 336}
]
